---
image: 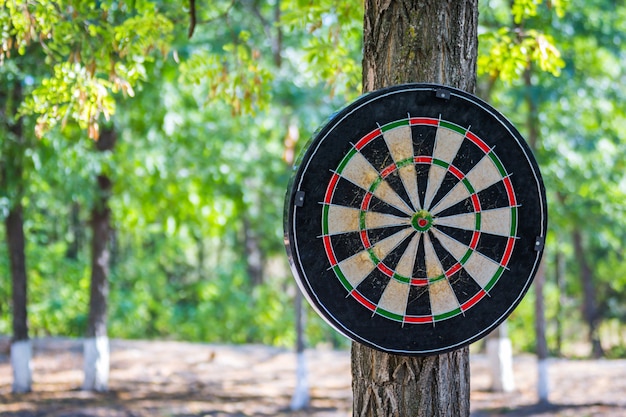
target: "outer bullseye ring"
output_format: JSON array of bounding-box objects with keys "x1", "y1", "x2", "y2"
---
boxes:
[{"x1": 411, "y1": 210, "x2": 433, "y2": 232}]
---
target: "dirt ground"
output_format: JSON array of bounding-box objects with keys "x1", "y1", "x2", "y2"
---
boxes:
[{"x1": 0, "y1": 338, "x2": 625, "y2": 417}]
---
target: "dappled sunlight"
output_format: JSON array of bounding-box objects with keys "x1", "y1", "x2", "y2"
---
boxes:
[{"x1": 1, "y1": 339, "x2": 625, "y2": 416}]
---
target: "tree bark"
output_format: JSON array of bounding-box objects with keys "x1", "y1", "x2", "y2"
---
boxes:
[
  {"x1": 87, "y1": 173, "x2": 112, "y2": 341},
  {"x1": 353, "y1": 1, "x2": 477, "y2": 416},
  {"x1": 243, "y1": 214, "x2": 264, "y2": 286},
  {"x1": 534, "y1": 260, "x2": 549, "y2": 403},
  {"x1": 66, "y1": 202, "x2": 83, "y2": 260},
  {"x1": 524, "y1": 67, "x2": 549, "y2": 401},
  {"x1": 2, "y1": 78, "x2": 32, "y2": 393},
  {"x1": 352, "y1": 343, "x2": 470, "y2": 417},
  {"x1": 362, "y1": 0, "x2": 477, "y2": 93},
  {"x1": 6, "y1": 203, "x2": 32, "y2": 394},
  {"x1": 555, "y1": 249, "x2": 566, "y2": 356},
  {"x1": 6, "y1": 205, "x2": 28, "y2": 343},
  {"x1": 572, "y1": 229, "x2": 603, "y2": 358},
  {"x1": 83, "y1": 128, "x2": 116, "y2": 391},
  {"x1": 290, "y1": 292, "x2": 310, "y2": 410}
]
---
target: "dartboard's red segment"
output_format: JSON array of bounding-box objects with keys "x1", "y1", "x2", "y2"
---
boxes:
[
  {"x1": 323, "y1": 235, "x2": 337, "y2": 266},
  {"x1": 503, "y1": 176, "x2": 516, "y2": 206},
  {"x1": 469, "y1": 230, "x2": 480, "y2": 249},
  {"x1": 446, "y1": 263, "x2": 462, "y2": 278},
  {"x1": 448, "y1": 165, "x2": 464, "y2": 180},
  {"x1": 471, "y1": 194, "x2": 482, "y2": 211},
  {"x1": 361, "y1": 192, "x2": 373, "y2": 211},
  {"x1": 410, "y1": 117, "x2": 439, "y2": 126},
  {"x1": 502, "y1": 237, "x2": 516, "y2": 266},
  {"x1": 380, "y1": 164, "x2": 397, "y2": 178},
  {"x1": 414, "y1": 156, "x2": 433, "y2": 164},
  {"x1": 404, "y1": 315, "x2": 434, "y2": 324},
  {"x1": 351, "y1": 290, "x2": 376, "y2": 311},
  {"x1": 355, "y1": 128, "x2": 382, "y2": 150},
  {"x1": 466, "y1": 131, "x2": 491, "y2": 153},
  {"x1": 462, "y1": 289, "x2": 487, "y2": 311},
  {"x1": 378, "y1": 262, "x2": 394, "y2": 277},
  {"x1": 323, "y1": 173, "x2": 340, "y2": 205}
]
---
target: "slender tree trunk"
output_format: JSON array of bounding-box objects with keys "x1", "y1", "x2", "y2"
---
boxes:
[
  {"x1": 290, "y1": 292, "x2": 310, "y2": 410},
  {"x1": 6, "y1": 203, "x2": 32, "y2": 393},
  {"x1": 524, "y1": 67, "x2": 549, "y2": 402},
  {"x1": 534, "y1": 261, "x2": 549, "y2": 403},
  {"x1": 243, "y1": 215, "x2": 264, "y2": 286},
  {"x1": 6, "y1": 207, "x2": 27, "y2": 341},
  {"x1": 284, "y1": 121, "x2": 309, "y2": 411},
  {"x1": 66, "y1": 202, "x2": 83, "y2": 260},
  {"x1": 353, "y1": 1, "x2": 477, "y2": 415},
  {"x1": 572, "y1": 229, "x2": 603, "y2": 358},
  {"x1": 83, "y1": 128, "x2": 116, "y2": 391},
  {"x1": 2, "y1": 78, "x2": 31, "y2": 393},
  {"x1": 555, "y1": 249, "x2": 565, "y2": 356},
  {"x1": 486, "y1": 322, "x2": 515, "y2": 393}
]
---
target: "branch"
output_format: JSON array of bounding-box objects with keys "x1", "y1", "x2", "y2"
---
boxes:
[{"x1": 188, "y1": 0, "x2": 197, "y2": 38}]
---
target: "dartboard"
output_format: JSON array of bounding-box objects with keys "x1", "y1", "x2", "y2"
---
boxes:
[{"x1": 284, "y1": 83, "x2": 547, "y2": 355}]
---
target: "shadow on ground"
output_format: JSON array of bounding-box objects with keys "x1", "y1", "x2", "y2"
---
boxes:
[{"x1": 1, "y1": 338, "x2": 625, "y2": 417}]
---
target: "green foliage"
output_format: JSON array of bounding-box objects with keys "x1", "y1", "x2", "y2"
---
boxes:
[
  {"x1": 479, "y1": 0, "x2": 565, "y2": 81},
  {"x1": 179, "y1": 32, "x2": 274, "y2": 115},
  {"x1": 0, "y1": 0, "x2": 174, "y2": 139},
  {"x1": 481, "y1": 0, "x2": 626, "y2": 357},
  {"x1": 2, "y1": 0, "x2": 626, "y2": 359},
  {"x1": 281, "y1": 0, "x2": 362, "y2": 98}
]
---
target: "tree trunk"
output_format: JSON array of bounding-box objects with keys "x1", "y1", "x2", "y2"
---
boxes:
[
  {"x1": 572, "y1": 229, "x2": 603, "y2": 358},
  {"x1": 534, "y1": 260, "x2": 549, "y2": 403},
  {"x1": 555, "y1": 248, "x2": 565, "y2": 357},
  {"x1": 66, "y1": 202, "x2": 83, "y2": 260},
  {"x1": 525, "y1": 67, "x2": 549, "y2": 402},
  {"x1": 2, "y1": 78, "x2": 31, "y2": 393},
  {"x1": 353, "y1": 1, "x2": 477, "y2": 416},
  {"x1": 290, "y1": 292, "x2": 310, "y2": 410},
  {"x1": 362, "y1": 0, "x2": 477, "y2": 93},
  {"x1": 352, "y1": 343, "x2": 470, "y2": 417},
  {"x1": 486, "y1": 322, "x2": 515, "y2": 393},
  {"x1": 243, "y1": 215, "x2": 264, "y2": 286},
  {"x1": 83, "y1": 128, "x2": 116, "y2": 391},
  {"x1": 5, "y1": 194, "x2": 26, "y2": 331},
  {"x1": 6, "y1": 203, "x2": 32, "y2": 393}
]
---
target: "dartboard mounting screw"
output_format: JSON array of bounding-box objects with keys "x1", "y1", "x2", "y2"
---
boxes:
[
  {"x1": 294, "y1": 191, "x2": 305, "y2": 207},
  {"x1": 534, "y1": 236, "x2": 544, "y2": 251},
  {"x1": 435, "y1": 88, "x2": 451, "y2": 100}
]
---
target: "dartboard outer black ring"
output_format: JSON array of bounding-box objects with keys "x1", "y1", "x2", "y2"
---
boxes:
[{"x1": 284, "y1": 83, "x2": 547, "y2": 356}]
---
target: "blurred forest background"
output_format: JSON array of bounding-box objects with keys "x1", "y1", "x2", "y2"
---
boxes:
[{"x1": 1, "y1": 0, "x2": 625, "y2": 362}]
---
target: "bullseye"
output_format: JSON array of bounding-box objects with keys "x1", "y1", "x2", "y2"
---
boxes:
[{"x1": 411, "y1": 210, "x2": 433, "y2": 232}]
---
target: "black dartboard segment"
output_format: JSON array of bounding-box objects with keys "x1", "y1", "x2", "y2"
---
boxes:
[{"x1": 284, "y1": 83, "x2": 547, "y2": 355}]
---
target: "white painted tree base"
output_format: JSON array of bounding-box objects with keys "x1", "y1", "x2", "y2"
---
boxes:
[
  {"x1": 487, "y1": 337, "x2": 515, "y2": 393},
  {"x1": 11, "y1": 340, "x2": 32, "y2": 393},
  {"x1": 83, "y1": 336, "x2": 109, "y2": 392},
  {"x1": 290, "y1": 352, "x2": 310, "y2": 411},
  {"x1": 537, "y1": 358, "x2": 550, "y2": 403}
]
